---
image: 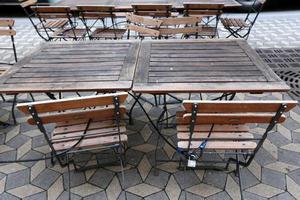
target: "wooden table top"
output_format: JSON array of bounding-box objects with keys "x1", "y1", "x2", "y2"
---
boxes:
[
  {"x1": 54, "y1": 0, "x2": 241, "y2": 10},
  {"x1": 0, "y1": 40, "x2": 139, "y2": 93},
  {"x1": 132, "y1": 39, "x2": 290, "y2": 94}
]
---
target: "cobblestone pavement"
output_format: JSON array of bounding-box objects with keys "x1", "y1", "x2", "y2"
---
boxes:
[{"x1": 0, "y1": 11, "x2": 300, "y2": 200}]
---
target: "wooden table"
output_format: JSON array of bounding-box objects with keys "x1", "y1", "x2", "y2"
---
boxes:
[
  {"x1": 0, "y1": 40, "x2": 139, "y2": 94},
  {"x1": 54, "y1": 0, "x2": 241, "y2": 11},
  {"x1": 133, "y1": 39, "x2": 290, "y2": 94}
]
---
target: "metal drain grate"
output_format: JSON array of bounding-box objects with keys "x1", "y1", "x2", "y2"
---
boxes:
[{"x1": 256, "y1": 48, "x2": 300, "y2": 100}]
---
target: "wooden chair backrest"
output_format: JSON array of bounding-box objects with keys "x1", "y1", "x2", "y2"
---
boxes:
[
  {"x1": 132, "y1": 4, "x2": 173, "y2": 17},
  {"x1": 183, "y1": 3, "x2": 224, "y2": 16},
  {"x1": 0, "y1": 19, "x2": 16, "y2": 36},
  {"x1": 19, "y1": 0, "x2": 37, "y2": 8},
  {"x1": 31, "y1": 6, "x2": 71, "y2": 18},
  {"x1": 126, "y1": 13, "x2": 162, "y2": 37},
  {"x1": 17, "y1": 92, "x2": 128, "y2": 125},
  {"x1": 77, "y1": 5, "x2": 116, "y2": 18},
  {"x1": 177, "y1": 100, "x2": 297, "y2": 125},
  {"x1": 158, "y1": 16, "x2": 202, "y2": 35}
]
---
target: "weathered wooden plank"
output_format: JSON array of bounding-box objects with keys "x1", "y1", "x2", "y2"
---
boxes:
[
  {"x1": 6, "y1": 76, "x2": 120, "y2": 83},
  {"x1": 148, "y1": 71, "x2": 262, "y2": 77},
  {"x1": 148, "y1": 76, "x2": 266, "y2": 83},
  {"x1": 150, "y1": 57, "x2": 251, "y2": 62},
  {"x1": 150, "y1": 53, "x2": 248, "y2": 58},
  {"x1": 33, "y1": 53, "x2": 127, "y2": 59},
  {"x1": 12, "y1": 71, "x2": 121, "y2": 78},
  {"x1": 29, "y1": 57, "x2": 125, "y2": 64},
  {"x1": 149, "y1": 66, "x2": 258, "y2": 71},
  {"x1": 23, "y1": 62, "x2": 123, "y2": 68},
  {"x1": 134, "y1": 42, "x2": 151, "y2": 83}
]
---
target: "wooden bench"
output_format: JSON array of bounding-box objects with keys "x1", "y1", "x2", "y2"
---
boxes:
[
  {"x1": 176, "y1": 100, "x2": 297, "y2": 199},
  {"x1": 132, "y1": 4, "x2": 174, "y2": 18},
  {"x1": 17, "y1": 92, "x2": 128, "y2": 167},
  {"x1": 0, "y1": 19, "x2": 17, "y2": 63}
]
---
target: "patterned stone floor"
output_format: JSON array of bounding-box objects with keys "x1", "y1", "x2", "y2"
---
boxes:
[{"x1": 0, "y1": 11, "x2": 300, "y2": 200}]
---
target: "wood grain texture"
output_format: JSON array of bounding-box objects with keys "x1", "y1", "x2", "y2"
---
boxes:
[
  {"x1": 133, "y1": 39, "x2": 290, "y2": 93},
  {"x1": 0, "y1": 40, "x2": 139, "y2": 93}
]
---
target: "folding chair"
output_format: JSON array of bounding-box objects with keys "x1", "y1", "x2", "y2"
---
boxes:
[
  {"x1": 126, "y1": 13, "x2": 162, "y2": 39},
  {"x1": 158, "y1": 16, "x2": 202, "y2": 39},
  {"x1": 221, "y1": 0, "x2": 267, "y2": 39},
  {"x1": 174, "y1": 100, "x2": 297, "y2": 199},
  {"x1": 31, "y1": 6, "x2": 86, "y2": 41},
  {"x1": 77, "y1": 5, "x2": 127, "y2": 40},
  {"x1": 19, "y1": 0, "x2": 69, "y2": 41},
  {"x1": 17, "y1": 92, "x2": 128, "y2": 168},
  {"x1": 0, "y1": 19, "x2": 17, "y2": 63},
  {"x1": 183, "y1": 3, "x2": 224, "y2": 38},
  {"x1": 132, "y1": 4, "x2": 173, "y2": 18}
]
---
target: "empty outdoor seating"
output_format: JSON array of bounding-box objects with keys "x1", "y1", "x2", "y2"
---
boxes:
[
  {"x1": 183, "y1": 3, "x2": 224, "y2": 38},
  {"x1": 31, "y1": 6, "x2": 86, "y2": 40},
  {"x1": 0, "y1": 19, "x2": 17, "y2": 63},
  {"x1": 126, "y1": 13, "x2": 161, "y2": 39},
  {"x1": 221, "y1": 0, "x2": 267, "y2": 39},
  {"x1": 77, "y1": 5, "x2": 127, "y2": 39},
  {"x1": 175, "y1": 100, "x2": 297, "y2": 199},
  {"x1": 19, "y1": 0, "x2": 68, "y2": 41},
  {"x1": 132, "y1": 4, "x2": 173, "y2": 18},
  {"x1": 17, "y1": 92, "x2": 128, "y2": 168}
]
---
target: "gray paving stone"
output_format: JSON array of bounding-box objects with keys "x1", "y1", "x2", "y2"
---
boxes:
[
  {"x1": 6, "y1": 168, "x2": 30, "y2": 190},
  {"x1": 243, "y1": 191, "x2": 268, "y2": 200},
  {"x1": 118, "y1": 191, "x2": 142, "y2": 200},
  {"x1": 288, "y1": 168, "x2": 300, "y2": 186},
  {"x1": 23, "y1": 191, "x2": 47, "y2": 200},
  {"x1": 125, "y1": 148, "x2": 144, "y2": 166},
  {"x1": 63, "y1": 170, "x2": 86, "y2": 189},
  {"x1": 128, "y1": 132, "x2": 145, "y2": 147},
  {"x1": 145, "y1": 168, "x2": 170, "y2": 189},
  {"x1": 267, "y1": 132, "x2": 291, "y2": 147},
  {"x1": 0, "y1": 150, "x2": 16, "y2": 162},
  {"x1": 32, "y1": 135, "x2": 48, "y2": 148},
  {"x1": 88, "y1": 168, "x2": 114, "y2": 189},
  {"x1": 83, "y1": 191, "x2": 107, "y2": 200},
  {"x1": 144, "y1": 191, "x2": 169, "y2": 200},
  {"x1": 117, "y1": 168, "x2": 142, "y2": 189},
  {"x1": 174, "y1": 170, "x2": 200, "y2": 189},
  {"x1": 206, "y1": 191, "x2": 231, "y2": 200},
  {"x1": 32, "y1": 169, "x2": 60, "y2": 190},
  {"x1": 0, "y1": 192, "x2": 20, "y2": 200},
  {"x1": 231, "y1": 168, "x2": 260, "y2": 189},
  {"x1": 278, "y1": 149, "x2": 300, "y2": 166},
  {"x1": 6, "y1": 134, "x2": 30, "y2": 149},
  {"x1": 203, "y1": 170, "x2": 227, "y2": 189},
  {"x1": 179, "y1": 191, "x2": 204, "y2": 200},
  {"x1": 262, "y1": 168, "x2": 286, "y2": 190},
  {"x1": 270, "y1": 192, "x2": 296, "y2": 200},
  {"x1": 20, "y1": 150, "x2": 44, "y2": 167},
  {"x1": 57, "y1": 191, "x2": 82, "y2": 200},
  {"x1": 255, "y1": 148, "x2": 277, "y2": 166},
  {"x1": 146, "y1": 149, "x2": 169, "y2": 167}
]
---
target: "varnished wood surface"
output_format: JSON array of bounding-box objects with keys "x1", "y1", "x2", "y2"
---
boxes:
[
  {"x1": 54, "y1": 0, "x2": 241, "y2": 10},
  {"x1": 0, "y1": 40, "x2": 139, "y2": 93},
  {"x1": 133, "y1": 39, "x2": 290, "y2": 93}
]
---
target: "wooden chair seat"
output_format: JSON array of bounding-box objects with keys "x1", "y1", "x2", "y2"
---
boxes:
[
  {"x1": 221, "y1": 18, "x2": 248, "y2": 28},
  {"x1": 52, "y1": 119, "x2": 127, "y2": 151},
  {"x1": 39, "y1": 19, "x2": 68, "y2": 29},
  {"x1": 91, "y1": 28, "x2": 126, "y2": 39},
  {"x1": 198, "y1": 26, "x2": 216, "y2": 36},
  {"x1": 53, "y1": 28, "x2": 87, "y2": 38}
]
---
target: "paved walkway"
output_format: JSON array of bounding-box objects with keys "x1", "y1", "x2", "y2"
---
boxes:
[{"x1": 0, "y1": 11, "x2": 300, "y2": 200}]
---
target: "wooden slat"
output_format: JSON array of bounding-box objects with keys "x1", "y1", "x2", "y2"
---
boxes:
[
  {"x1": 20, "y1": 0, "x2": 37, "y2": 8},
  {"x1": 31, "y1": 6, "x2": 71, "y2": 13},
  {"x1": 26, "y1": 105, "x2": 126, "y2": 125},
  {"x1": 177, "y1": 132, "x2": 254, "y2": 140},
  {"x1": 53, "y1": 134, "x2": 127, "y2": 151},
  {"x1": 126, "y1": 13, "x2": 162, "y2": 27},
  {"x1": 0, "y1": 19, "x2": 15, "y2": 27},
  {"x1": 127, "y1": 24, "x2": 160, "y2": 37},
  {"x1": 77, "y1": 5, "x2": 115, "y2": 11},
  {"x1": 159, "y1": 27, "x2": 202, "y2": 35},
  {"x1": 6, "y1": 76, "x2": 119, "y2": 83},
  {"x1": 176, "y1": 124, "x2": 250, "y2": 132},
  {"x1": 17, "y1": 92, "x2": 127, "y2": 114},
  {"x1": 182, "y1": 100, "x2": 297, "y2": 113},
  {"x1": 183, "y1": 3, "x2": 225, "y2": 9},
  {"x1": 132, "y1": 4, "x2": 172, "y2": 11},
  {"x1": 53, "y1": 120, "x2": 124, "y2": 134},
  {"x1": 160, "y1": 16, "x2": 201, "y2": 26},
  {"x1": 177, "y1": 141, "x2": 257, "y2": 150},
  {"x1": 52, "y1": 126, "x2": 126, "y2": 142},
  {"x1": 0, "y1": 30, "x2": 16, "y2": 36},
  {"x1": 177, "y1": 113, "x2": 286, "y2": 125}
]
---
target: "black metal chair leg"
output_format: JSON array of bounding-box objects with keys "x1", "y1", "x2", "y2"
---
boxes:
[
  {"x1": 236, "y1": 154, "x2": 244, "y2": 200},
  {"x1": 11, "y1": 35, "x2": 17, "y2": 63},
  {"x1": 29, "y1": 93, "x2": 35, "y2": 102},
  {"x1": 11, "y1": 94, "x2": 17, "y2": 125}
]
